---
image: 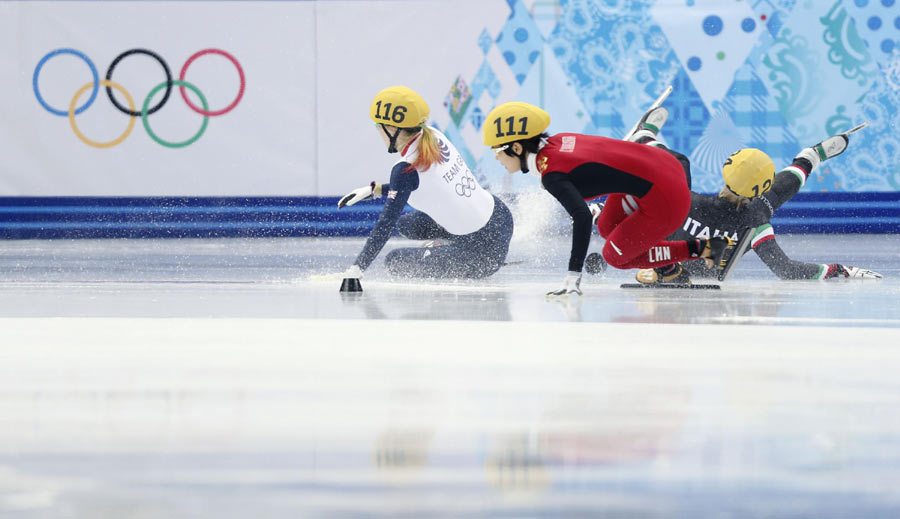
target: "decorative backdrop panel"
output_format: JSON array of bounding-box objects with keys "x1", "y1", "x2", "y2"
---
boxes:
[{"x1": 451, "y1": 0, "x2": 900, "y2": 195}]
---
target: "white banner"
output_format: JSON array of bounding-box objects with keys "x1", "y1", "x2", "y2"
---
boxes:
[{"x1": 0, "y1": 0, "x2": 508, "y2": 197}]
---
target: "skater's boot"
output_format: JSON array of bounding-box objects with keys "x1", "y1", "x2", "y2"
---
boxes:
[
  {"x1": 626, "y1": 106, "x2": 668, "y2": 143},
  {"x1": 794, "y1": 122, "x2": 866, "y2": 170},
  {"x1": 794, "y1": 136, "x2": 847, "y2": 171}
]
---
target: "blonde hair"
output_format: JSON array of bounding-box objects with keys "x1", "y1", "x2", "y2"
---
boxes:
[
  {"x1": 405, "y1": 126, "x2": 441, "y2": 173},
  {"x1": 718, "y1": 187, "x2": 750, "y2": 211}
]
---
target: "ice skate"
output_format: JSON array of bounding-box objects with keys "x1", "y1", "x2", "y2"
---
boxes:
[
  {"x1": 701, "y1": 238, "x2": 729, "y2": 270},
  {"x1": 623, "y1": 85, "x2": 672, "y2": 141},
  {"x1": 794, "y1": 121, "x2": 867, "y2": 170},
  {"x1": 625, "y1": 106, "x2": 669, "y2": 143},
  {"x1": 702, "y1": 228, "x2": 753, "y2": 281}
]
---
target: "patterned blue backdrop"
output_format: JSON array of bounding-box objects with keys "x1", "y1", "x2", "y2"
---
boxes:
[
  {"x1": 3, "y1": 0, "x2": 898, "y2": 238},
  {"x1": 434, "y1": 0, "x2": 900, "y2": 194}
]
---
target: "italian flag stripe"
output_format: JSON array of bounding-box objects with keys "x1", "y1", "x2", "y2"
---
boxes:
[
  {"x1": 814, "y1": 263, "x2": 828, "y2": 280},
  {"x1": 751, "y1": 224, "x2": 775, "y2": 249},
  {"x1": 783, "y1": 165, "x2": 807, "y2": 187}
]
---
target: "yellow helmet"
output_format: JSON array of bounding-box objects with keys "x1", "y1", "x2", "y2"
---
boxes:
[
  {"x1": 369, "y1": 86, "x2": 429, "y2": 128},
  {"x1": 482, "y1": 102, "x2": 551, "y2": 147},
  {"x1": 722, "y1": 148, "x2": 775, "y2": 198}
]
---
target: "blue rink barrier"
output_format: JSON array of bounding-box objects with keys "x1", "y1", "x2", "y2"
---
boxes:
[{"x1": 0, "y1": 193, "x2": 899, "y2": 239}]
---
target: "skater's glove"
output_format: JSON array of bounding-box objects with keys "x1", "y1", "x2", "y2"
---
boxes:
[
  {"x1": 343, "y1": 265, "x2": 363, "y2": 279},
  {"x1": 546, "y1": 271, "x2": 583, "y2": 297},
  {"x1": 588, "y1": 203, "x2": 605, "y2": 227},
  {"x1": 338, "y1": 181, "x2": 379, "y2": 209},
  {"x1": 825, "y1": 264, "x2": 882, "y2": 280}
]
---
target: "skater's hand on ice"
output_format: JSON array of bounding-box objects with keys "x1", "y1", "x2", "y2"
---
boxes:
[
  {"x1": 588, "y1": 203, "x2": 604, "y2": 227},
  {"x1": 343, "y1": 265, "x2": 363, "y2": 279},
  {"x1": 546, "y1": 271, "x2": 583, "y2": 298},
  {"x1": 338, "y1": 182, "x2": 378, "y2": 209},
  {"x1": 826, "y1": 264, "x2": 882, "y2": 280}
]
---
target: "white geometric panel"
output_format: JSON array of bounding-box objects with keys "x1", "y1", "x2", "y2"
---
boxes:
[
  {"x1": 651, "y1": 0, "x2": 763, "y2": 109},
  {"x1": 431, "y1": 104, "x2": 452, "y2": 133},
  {"x1": 529, "y1": 0, "x2": 561, "y2": 41},
  {"x1": 464, "y1": 90, "x2": 496, "y2": 162},
  {"x1": 485, "y1": 44, "x2": 521, "y2": 104},
  {"x1": 459, "y1": 115, "x2": 485, "y2": 159},
  {"x1": 482, "y1": 1, "x2": 514, "y2": 48},
  {"x1": 477, "y1": 88, "x2": 494, "y2": 116},
  {"x1": 515, "y1": 44, "x2": 590, "y2": 136}
]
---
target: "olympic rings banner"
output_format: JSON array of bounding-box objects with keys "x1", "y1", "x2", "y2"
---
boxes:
[
  {"x1": 0, "y1": 0, "x2": 514, "y2": 199},
  {"x1": 0, "y1": 1, "x2": 321, "y2": 197},
  {"x1": 33, "y1": 48, "x2": 246, "y2": 149}
]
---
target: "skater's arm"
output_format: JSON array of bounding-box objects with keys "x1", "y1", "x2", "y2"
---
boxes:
[
  {"x1": 750, "y1": 224, "x2": 827, "y2": 279},
  {"x1": 542, "y1": 173, "x2": 593, "y2": 272},
  {"x1": 743, "y1": 158, "x2": 813, "y2": 223},
  {"x1": 760, "y1": 158, "x2": 813, "y2": 212},
  {"x1": 354, "y1": 163, "x2": 419, "y2": 271}
]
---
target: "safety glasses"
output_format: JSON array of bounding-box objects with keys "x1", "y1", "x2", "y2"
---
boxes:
[{"x1": 492, "y1": 144, "x2": 510, "y2": 155}]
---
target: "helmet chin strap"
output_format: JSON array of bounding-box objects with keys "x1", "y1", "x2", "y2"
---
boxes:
[
  {"x1": 505, "y1": 144, "x2": 529, "y2": 174},
  {"x1": 515, "y1": 137, "x2": 546, "y2": 175},
  {"x1": 380, "y1": 124, "x2": 402, "y2": 154},
  {"x1": 517, "y1": 152, "x2": 529, "y2": 174}
]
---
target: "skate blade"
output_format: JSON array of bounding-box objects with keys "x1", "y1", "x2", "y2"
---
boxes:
[
  {"x1": 620, "y1": 283, "x2": 720, "y2": 290},
  {"x1": 844, "y1": 121, "x2": 868, "y2": 135},
  {"x1": 717, "y1": 227, "x2": 754, "y2": 282}
]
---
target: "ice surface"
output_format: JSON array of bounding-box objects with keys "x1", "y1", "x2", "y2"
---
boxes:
[{"x1": 1, "y1": 234, "x2": 900, "y2": 518}]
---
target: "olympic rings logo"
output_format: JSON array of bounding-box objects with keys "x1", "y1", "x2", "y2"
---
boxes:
[
  {"x1": 33, "y1": 48, "x2": 245, "y2": 148},
  {"x1": 455, "y1": 175, "x2": 477, "y2": 197}
]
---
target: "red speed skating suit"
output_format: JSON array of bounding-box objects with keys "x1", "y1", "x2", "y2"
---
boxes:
[{"x1": 536, "y1": 133, "x2": 693, "y2": 270}]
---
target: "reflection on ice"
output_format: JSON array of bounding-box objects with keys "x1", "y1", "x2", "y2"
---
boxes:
[{"x1": 2, "y1": 319, "x2": 900, "y2": 517}]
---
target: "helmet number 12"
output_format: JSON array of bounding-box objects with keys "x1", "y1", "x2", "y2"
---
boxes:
[
  {"x1": 374, "y1": 101, "x2": 407, "y2": 124},
  {"x1": 493, "y1": 116, "x2": 528, "y2": 138},
  {"x1": 751, "y1": 179, "x2": 773, "y2": 197}
]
